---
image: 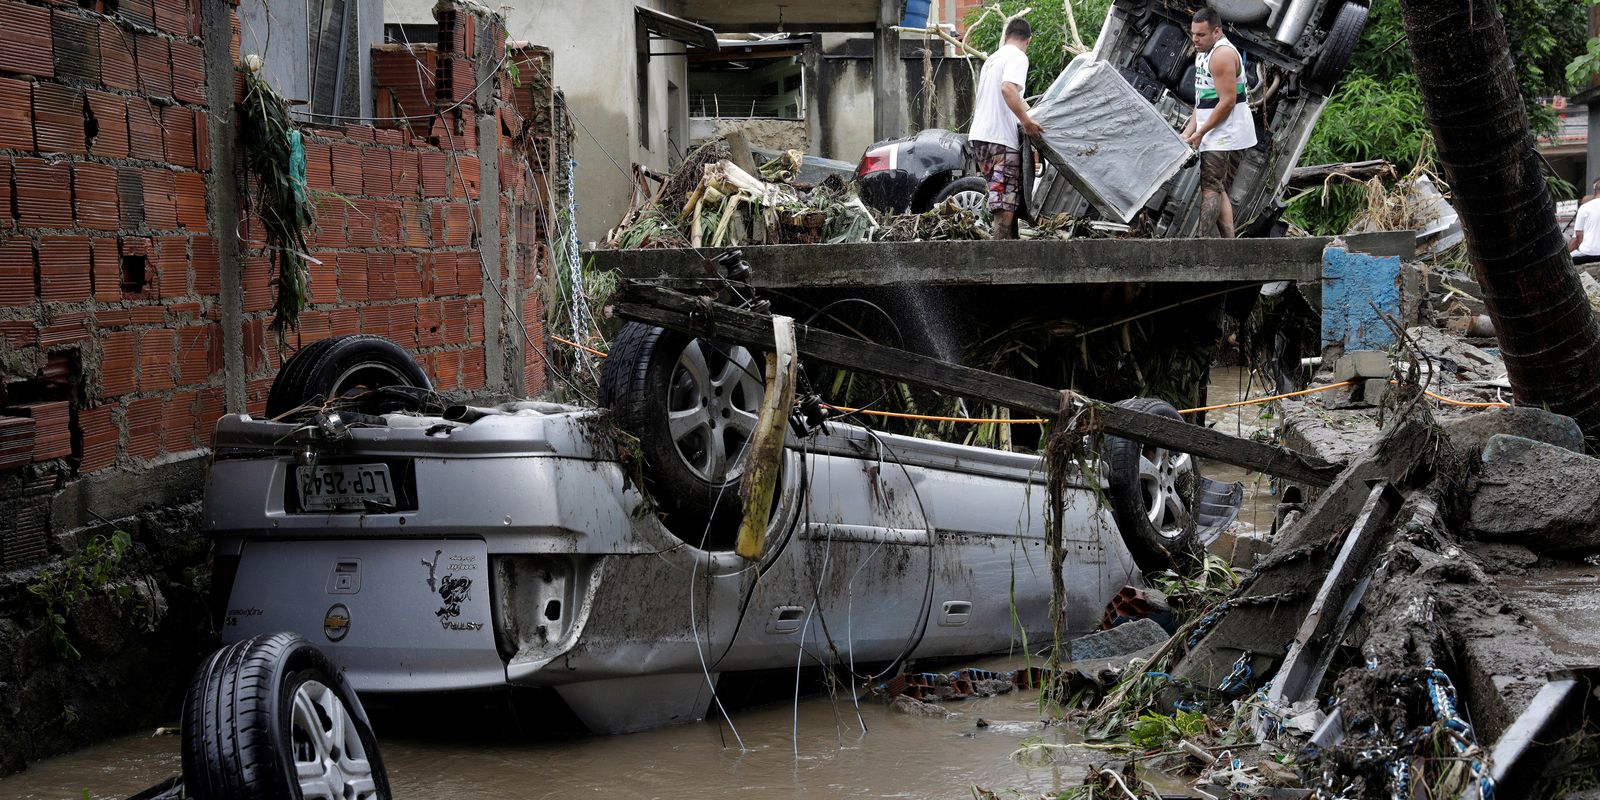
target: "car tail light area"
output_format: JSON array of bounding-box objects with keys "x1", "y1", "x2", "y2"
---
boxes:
[{"x1": 856, "y1": 144, "x2": 896, "y2": 176}]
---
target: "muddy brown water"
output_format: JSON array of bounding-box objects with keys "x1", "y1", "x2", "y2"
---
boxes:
[{"x1": 0, "y1": 371, "x2": 1275, "y2": 800}]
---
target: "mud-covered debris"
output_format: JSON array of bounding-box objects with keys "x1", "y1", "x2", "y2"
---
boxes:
[
  {"x1": 1066, "y1": 618, "x2": 1169, "y2": 662},
  {"x1": 890, "y1": 695, "x2": 957, "y2": 718},
  {"x1": 1468, "y1": 434, "x2": 1600, "y2": 556},
  {"x1": 1442, "y1": 406, "x2": 1585, "y2": 458}
]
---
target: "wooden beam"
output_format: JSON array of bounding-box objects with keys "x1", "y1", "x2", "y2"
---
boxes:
[{"x1": 610, "y1": 283, "x2": 1346, "y2": 487}]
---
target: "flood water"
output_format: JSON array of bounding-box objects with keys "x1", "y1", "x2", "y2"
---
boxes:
[
  {"x1": 0, "y1": 657, "x2": 1113, "y2": 799},
  {"x1": 0, "y1": 370, "x2": 1275, "y2": 800},
  {"x1": 1198, "y1": 365, "x2": 1280, "y2": 550}
]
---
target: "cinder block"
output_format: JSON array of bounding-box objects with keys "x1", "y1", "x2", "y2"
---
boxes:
[{"x1": 1335, "y1": 350, "x2": 1390, "y2": 382}]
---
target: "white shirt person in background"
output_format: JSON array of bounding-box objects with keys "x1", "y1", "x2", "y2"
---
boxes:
[{"x1": 968, "y1": 17, "x2": 1043, "y2": 239}]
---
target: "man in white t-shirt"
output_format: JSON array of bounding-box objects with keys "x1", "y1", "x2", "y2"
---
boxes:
[
  {"x1": 1571, "y1": 178, "x2": 1600, "y2": 265},
  {"x1": 969, "y1": 18, "x2": 1043, "y2": 239}
]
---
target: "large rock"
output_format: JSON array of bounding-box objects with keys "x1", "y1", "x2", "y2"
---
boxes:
[
  {"x1": 1443, "y1": 407, "x2": 1584, "y2": 458},
  {"x1": 1064, "y1": 617, "x2": 1168, "y2": 662},
  {"x1": 1467, "y1": 435, "x2": 1600, "y2": 555}
]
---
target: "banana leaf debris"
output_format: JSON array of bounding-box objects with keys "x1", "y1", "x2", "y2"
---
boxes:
[{"x1": 600, "y1": 138, "x2": 1129, "y2": 249}]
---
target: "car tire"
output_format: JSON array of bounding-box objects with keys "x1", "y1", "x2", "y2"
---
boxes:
[
  {"x1": 1104, "y1": 398, "x2": 1204, "y2": 573},
  {"x1": 600, "y1": 322, "x2": 767, "y2": 543},
  {"x1": 265, "y1": 334, "x2": 432, "y2": 418},
  {"x1": 181, "y1": 632, "x2": 390, "y2": 800},
  {"x1": 1307, "y1": 3, "x2": 1367, "y2": 95},
  {"x1": 930, "y1": 176, "x2": 991, "y2": 217}
]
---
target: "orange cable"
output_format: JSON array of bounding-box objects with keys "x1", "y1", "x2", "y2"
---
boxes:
[
  {"x1": 1178, "y1": 380, "x2": 1354, "y2": 415},
  {"x1": 550, "y1": 334, "x2": 609, "y2": 359}
]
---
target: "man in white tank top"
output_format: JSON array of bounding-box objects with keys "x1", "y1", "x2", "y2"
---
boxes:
[{"x1": 1182, "y1": 6, "x2": 1257, "y2": 238}]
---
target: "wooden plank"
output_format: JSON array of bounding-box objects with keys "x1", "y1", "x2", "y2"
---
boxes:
[{"x1": 610, "y1": 283, "x2": 1347, "y2": 487}]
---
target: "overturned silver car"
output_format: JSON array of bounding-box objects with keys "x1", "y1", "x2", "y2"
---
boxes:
[{"x1": 204, "y1": 329, "x2": 1238, "y2": 734}]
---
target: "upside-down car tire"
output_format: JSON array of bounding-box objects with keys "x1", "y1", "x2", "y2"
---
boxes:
[
  {"x1": 181, "y1": 632, "x2": 390, "y2": 800},
  {"x1": 264, "y1": 334, "x2": 431, "y2": 418},
  {"x1": 601, "y1": 322, "x2": 767, "y2": 544},
  {"x1": 1103, "y1": 397, "x2": 1205, "y2": 573}
]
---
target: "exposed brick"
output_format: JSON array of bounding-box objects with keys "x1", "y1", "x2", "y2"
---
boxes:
[
  {"x1": 344, "y1": 125, "x2": 376, "y2": 144},
  {"x1": 51, "y1": 10, "x2": 100, "y2": 85},
  {"x1": 419, "y1": 150, "x2": 448, "y2": 196},
  {"x1": 138, "y1": 328, "x2": 175, "y2": 391},
  {"x1": 0, "y1": 1, "x2": 54, "y2": 79},
  {"x1": 168, "y1": 40, "x2": 205, "y2": 105},
  {"x1": 308, "y1": 253, "x2": 337, "y2": 304},
  {"x1": 392, "y1": 253, "x2": 422, "y2": 297},
  {"x1": 362, "y1": 148, "x2": 393, "y2": 195},
  {"x1": 0, "y1": 239, "x2": 35, "y2": 306},
  {"x1": 330, "y1": 142, "x2": 362, "y2": 195},
  {"x1": 125, "y1": 395, "x2": 162, "y2": 459},
  {"x1": 244, "y1": 376, "x2": 271, "y2": 418},
  {"x1": 153, "y1": 0, "x2": 187, "y2": 36},
  {"x1": 91, "y1": 237, "x2": 120, "y2": 302},
  {"x1": 176, "y1": 324, "x2": 215, "y2": 385},
  {"x1": 194, "y1": 386, "x2": 223, "y2": 445},
  {"x1": 134, "y1": 33, "x2": 172, "y2": 98},
  {"x1": 154, "y1": 235, "x2": 186, "y2": 298},
  {"x1": 162, "y1": 104, "x2": 197, "y2": 169},
  {"x1": 126, "y1": 98, "x2": 165, "y2": 163},
  {"x1": 461, "y1": 347, "x2": 486, "y2": 389},
  {"x1": 0, "y1": 156, "x2": 10, "y2": 226},
  {"x1": 390, "y1": 150, "x2": 420, "y2": 195},
  {"x1": 31, "y1": 82, "x2": 86, "y2": 155},
  {"x1": 309, "y1": 202, "x2": 345, "y2": 248},
  {"x1": 78, "y1": 403, "x2": 119, "y2": 471},
  {"x1": 437, "y1": 202, "x2": 471, "y2": 246},
  {"x1": 74, "y1": 162, "x2": 120, "y2": 231},
  {"x1": 14, "y1": 157, "x2": 74, "y2": 228},
  {"x1": 194, "y1": 109, "x2": 210, "y2": 170},
  {"x1": 303, "y1": 139, "x2": 333, "y2": 192},
  {"x1": 99, "y1": 330, "x2": 138, "y2": 397},
  {"x1": 455, "y1": 251, "x2": 481, "y2": 294},
  {"x1": 400, "y1": 200, "x2": 431, "y2": 248},
  {"x1": 117, "y1": 168, "x2": 146, "y2": 228},
  {"x1": 336, "y1": 252, "x2": 367, "y2": 302},
  {"x1": 39, "y1": 309, "x2": 90, "y2": 348},
  {"x1": 191, "y1": 235, "x2": 218, "y2": 294},
  {"x1": 241, "y1": 317, "x2": 266, "y2": 377},
  {"x1": 37, "y1": 236, "x2": 92, "y2": 303},
  {"x1": 328, "y1": 306, "x2": 360, "y2": 337},
  {"x1": 0, "y1": 78, "x2": 32, "y2": 150},
  {"x1": 143, "y1": 169, "x2": 179, "y2": 230},
  {"x1": 85, "y1": 90, "x2": 130, "y2": 158},
  {"x1": 99, "y1": 21, "x2": 139, "y2": 91},
  {"x1": 174, "y1": 171, "x2": 207, "y2": 229},
  {"x1": 15, "y1": 401, "x2": 72, "y2": 462},
  {"x1": 241, "y1": 255, "x2": 272, "y2": 312},
  {"x1": 160, "y1": 389, "x2": 198, "y2": 452},
  {"x1": 118, "y1": 0, "x2": 156, "y2": 27},
  {"x1": 417, "y1": 300, "x2": 443, "y2": 347}
]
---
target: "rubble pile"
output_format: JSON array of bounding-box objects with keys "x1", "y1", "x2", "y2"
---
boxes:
[{"x1": 600, "y1": 137, "x2": 1131, "y2": 249}]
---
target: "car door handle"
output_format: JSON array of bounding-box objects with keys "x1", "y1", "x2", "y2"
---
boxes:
[
  {"x1": 766, "y1": 606, "x2": 806, "y2": 634},
  {"x1": 939, "y1": 601, "x2": 972, "y2": 627}
]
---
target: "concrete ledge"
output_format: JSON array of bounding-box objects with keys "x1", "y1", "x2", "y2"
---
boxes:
[
  {"x1": 587, "y1": 233, "x2": 1416, "y2": 289},
  {"x1": 50, "y1": 453, "x2": 208, "y2": 540}
]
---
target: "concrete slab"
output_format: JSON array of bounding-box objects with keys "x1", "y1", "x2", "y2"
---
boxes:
[{"x1": 586, "y1": 231, "x2": 1416, "y2": 291}]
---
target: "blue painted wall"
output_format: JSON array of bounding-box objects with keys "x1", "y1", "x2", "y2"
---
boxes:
[{"x1": 1321, "y1": 245, "x2": 1402, "y2": 351}]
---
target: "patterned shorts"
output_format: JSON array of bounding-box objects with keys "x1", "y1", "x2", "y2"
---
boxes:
[
  {"x1": 971, "y1": 141, "x2": 1021, "y2": 213},
  {"x1": 1200, "y1": 149, "x2": 1242, "y2": 194}
]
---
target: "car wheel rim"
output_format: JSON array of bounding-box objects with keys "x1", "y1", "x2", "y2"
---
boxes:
[
  {"x1": 290, "y1": 679, "x2": 379, "y2": 800},
  {"x1": 1137, "y1": 446, "x2": 1194, "y2": 540},
  {"x1": 948, "y1": 190, "x2": 989, "y2": 215},
  {"x1": 331, "y1": 362, "x2": 409, "y2": 399},
  {"x1": 666, "y1": 340, "x2": 764, "y2": 484}
]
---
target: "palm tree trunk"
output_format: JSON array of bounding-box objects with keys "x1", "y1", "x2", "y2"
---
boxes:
[{"x1": 1398, "y1": 0, "x2": 1600, "y2": 446}]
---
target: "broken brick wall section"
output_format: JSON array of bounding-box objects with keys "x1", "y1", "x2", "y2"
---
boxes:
[
  {"x1": 0, "y1": 0, "x2": 218, "y2": 569},
  {"x1": 0, "y1": 0, "x2": 563, "y2": 776},
  {"x1": 1, "y1": 0, "x2": 560, "y2": 568}
]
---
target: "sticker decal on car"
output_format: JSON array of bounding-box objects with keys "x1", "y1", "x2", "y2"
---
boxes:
[{"x1": 423, "y1": 551, "x2": 483, "y2": 632}]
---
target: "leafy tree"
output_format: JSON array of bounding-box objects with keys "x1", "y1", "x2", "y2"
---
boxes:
[
  {"x1": 1566, "y1": 0, "x2": 1600, "y2": 87},
  {"x1": 1293, "y1": 0, "x2": 1587, "y2": 233},
  {"x1": 964, "y1": 0, "x2": 1113, "y2": 93}
]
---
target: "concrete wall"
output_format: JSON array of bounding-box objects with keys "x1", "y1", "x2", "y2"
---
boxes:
[
  {"x1": 385, "y1": 0, "x2": 690, "y2": 242},
  {"x1": 802, "y1": 34, "x2": 975, "y2": 163}
]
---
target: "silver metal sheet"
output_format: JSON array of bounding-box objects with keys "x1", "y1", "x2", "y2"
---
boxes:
[{"x1": 1029, "y1": 61, "x2": 1193, "y2": 223}]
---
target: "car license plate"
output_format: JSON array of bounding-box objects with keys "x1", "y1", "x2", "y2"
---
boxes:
[{"x1": 296, "y1": 463, "x2": 395, "y2": 511}]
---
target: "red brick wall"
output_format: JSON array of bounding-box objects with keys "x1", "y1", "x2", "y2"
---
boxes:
[
  {"x1": 0, "y1": 0, "x2": 556, "y2": 518},
  {"x1": 0, "y1": 0, "x2": 220, "y2": 483}
]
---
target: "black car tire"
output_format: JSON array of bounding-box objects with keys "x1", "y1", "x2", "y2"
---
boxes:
[
  {"x1": 1307, "y1": 3, "x2": 1367, "y2": 95},
  {"x1": 265, "y1": 334, "x2": 432, "y2": 418},
  {"x1": 929, "y1": 176, "x2": 991, "y2": 217},
  {"x1": 181, "y1": 632, "x2": 390, "y2": 800},
  {"x1": 1104, "y1": 398, "x2": 1204, "y2": 573},
  {"x1": 601, "y1": 322, "x2": 767, "y2": 544}
]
